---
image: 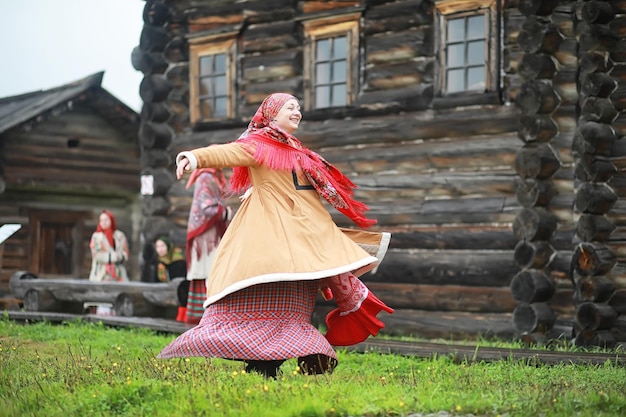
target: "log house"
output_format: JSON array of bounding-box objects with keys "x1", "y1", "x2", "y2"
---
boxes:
[
  {"x1": 124, "y1": 0, "x2": 626, "y2": 345},
  {"x1": 0, "y1": 72, "x2": 142, "y2": 299}
]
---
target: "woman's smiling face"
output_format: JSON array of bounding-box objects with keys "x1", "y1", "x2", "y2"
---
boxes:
[{"x1": 273, "y1": 98, "x2": 301, "y2": 133}]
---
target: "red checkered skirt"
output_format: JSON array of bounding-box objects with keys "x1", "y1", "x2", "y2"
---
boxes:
[
  {"x1": 185, "y1": 279, "x2": 207, "y2": 325},
  {"x1": 157, "y1": 280, "x2": 337, "y2": 361}
]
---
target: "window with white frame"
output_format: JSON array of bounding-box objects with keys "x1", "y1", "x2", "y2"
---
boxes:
[
  {"x1": 435, "y1": 0, "x2": 498, "y2": 95},
  {"x1": 189, "y1": 38, "x2": 236, "y2": 123},
  {"x1": 303, "y1": 15, "x2": 360, "y2": 110}
]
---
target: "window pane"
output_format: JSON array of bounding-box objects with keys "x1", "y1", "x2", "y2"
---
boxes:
[
  {"x1": 447, "y1": 43, "x2": 464, "y2": 68},
  {"x1": 467, "y1": 41, "x2": 485, "y2": 65},
  {"x1": 316, "y1": 62, "x2": 330, "y2": 84},
  {"x1": 214, "y1": 97, "x2": 227, "y2": 116},
  {"x1": 447, "y1": 68, "x2": 464, "y2": 93},
  {"x1": 331, "y1": 84, "x2": 347, "y2": 106},
  {"x1": 467, "y1": 15, "x2": 485, "y2": 40},
  {"x1": 214, "y1": 53, "x2": 227, "y2": 74},
  {"x1": 447, "y1": 18, "x2": 465, "y2": 43},
  {"x1": 199, "y1": 56, "x2": 213, "y2": 76},
  {"x1": 467, "y1": 66, "x2": 485, "y2": 90},
  {"x1": 316, "y1": 39, "x2": 330, "y2": 61},
  {"x1": 316, "y1": 85, "x2": 330, "y2": 108},
  {"x1": 199, "y1": 99, "x2": 213, "y2": 118},
  {"x1": 333, "y1": 36, "x2": 348, "y2": 59},
  {"x1": 332, "y1": 60, "x2": 347, "y2": 83},
  {"x1": 215, "y1": 75, "x2": 227, "y2": 95},
  {"x1": 199, "y1": 77, "x2": 213, "y2": 96}
]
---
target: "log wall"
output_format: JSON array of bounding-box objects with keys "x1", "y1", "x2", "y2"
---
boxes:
[{"x1": 130, "y1": 0, "x2": 625, "y2": 343}]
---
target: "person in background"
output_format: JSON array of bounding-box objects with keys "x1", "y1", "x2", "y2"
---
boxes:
[
  {"x1": 88, "y1": 209, "x2": 130, "y2": 315},
  {"x1": 184, "y1": 168, "x2": 231, "y2": 325},
  {"x1": 155, "y1": 236, "x2": 186, "y2": 282},
  {"x1": 158, "y1": 93, "x2": 393, "y2": 378},
  {"x1": 154, "y1": 236, "x2": 188, "y2": 321}
]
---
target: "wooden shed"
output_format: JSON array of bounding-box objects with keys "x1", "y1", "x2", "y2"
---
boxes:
[
  {"x1": 0, "y1": 72, "x2": 142, "y2": 295},
  {"x1": 131, "y1": 0, "x2": 626, "y2": 345}
]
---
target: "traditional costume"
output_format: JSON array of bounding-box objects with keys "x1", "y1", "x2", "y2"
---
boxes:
[
  {"x1": 158, "y1": 93, "x2": 393, "y2": 376},
  {"x1": 184, "y1": 168, "x2": 230, "y2": 325}
]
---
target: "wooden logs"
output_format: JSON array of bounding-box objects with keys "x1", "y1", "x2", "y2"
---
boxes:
[
  {"x1": 165, "y1": 64, "x2": 190, "y2": 88},
  {"x1": 578, "y1": 24, "x2": 619, "y2": 52},
  {"x1": 579, "y1": 52, "x2": 612, "y2": 77},
  {"x1": 514, "y1": 241, "x2": 555, "y2": 270},
  {"x1": 580, "y1": 1, "x2": 615, "y2": 25},
  {"x1": 131, "y1": 47, "x2": 168, "y2": 75},
  {"x1": 513, "y1": 302, "x2": 557, "y2": 333},
  {"x1": 139, "y1": 24, "x2": 172, "y2": 52},
  {"x1": 139, "y1": 121, "x2": 175, "y2": 149},
  {"x1": 515, "y1": 178, "x2": 557, "y2": 207},
  {"x1": 510, "y1": 270, "x2": 555, "y2": 303},
  {"x1": 518, "y1": 0, "x2": 559, "y2": 17},
  {"x1": 516, "y1": 80, "x2": 561, "y2": 114},
  {"x1": 9, "y1": 273, "x2": 185, "y2": 318},
  {"x1": 23, "y1": 288, "x2": 64, "y2": 313},
  {"x1": 580, "y1": 97, "x2": 618, "y2": 123},
  {"x1": 519, "y1": 53, "x2": 558, "y2": 80},
  {"x1": 517, "y1": 114, "x2": 559, "y2": 143},
  {"x1": 573, "y1": 276, "x2": 615, "y2": 303},
  {"x1": 514, "y1": 143, "x2": 561, "y2": 179},
  {"x1": 164, "y1": 37, "x2": 189, "y2": 63},
  {"x1": 574, "y1": 182, "x2": 617, "y2": 214},
  {"x1": 143, "y1": 0, "x2": 171, "y2": 26},
  {"x1": 573, "y1": 328, "x2": 617, "y2": 348},
  {"x1": 575, "y1": 213, "x2": 615, "y2": 241},
  {"x1": 139, "y1": 75, "x2": 172, "y2": 103},
  {"x1": 580, "y1": 72, "x2": 618, "y2": 98},
  {"x1": 572, "y1": 122, "x2": 617, "y2": 157},
  {"x1": 513, "y1": 207, "x2": 558, "y2": 241},
  {"x1": 571, "y1": 242, "x2": 617, "y2": 277},
  {"x1": 608, "y1": 289, "x2": 626, "y2": 314},
  {"x1": 517, "y1": 19, "x2": 563, "y2": 54},
  {"x1": 141, "y1": 102, "x2": 171, "y2": 123},
  {"x1": 575, "y1": 302, "x2": 618, "y2": 331},
  {"x1": 574, "y1": 155, "x2": 617, "y2": 182}
]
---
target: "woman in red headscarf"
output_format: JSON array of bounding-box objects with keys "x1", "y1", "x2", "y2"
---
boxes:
[
  {"x1": 158, "y1": 93, "x2": 393, "y2": 378},
  {"x1": 87, "y1": 209, "x2": 130, "y2": 315},
  {"x1": 89, "y1": 209, "x2": 129, "y2": 283}
]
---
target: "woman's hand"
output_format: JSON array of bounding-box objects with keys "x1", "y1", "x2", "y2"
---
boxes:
[{"x1": 176, "y1": 157, "x2": 191, "y2": 179}]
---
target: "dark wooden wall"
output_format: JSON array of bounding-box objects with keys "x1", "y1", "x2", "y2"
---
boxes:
[
  {"x1": 0, "y1": 98, "x2": 142, "y2": 291},
  {"x1": 132, "y1": 0, "x2": 626, "y2": 343}
]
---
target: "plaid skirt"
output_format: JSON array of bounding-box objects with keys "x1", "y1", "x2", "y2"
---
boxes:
[
  {"x1": 185, "y1": 279, "x2": 207, "y2": 325},
  {"x1": 158, "y1": 280, "x2": 337, "y2": 361}
]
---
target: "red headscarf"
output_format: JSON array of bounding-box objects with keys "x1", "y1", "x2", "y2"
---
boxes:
[
  {"x1": 96, "y1": 209, "x2": 117, "y2": 248},
  {"x1": 229, "y1": 93, "x2": 376, "y2": 228}
]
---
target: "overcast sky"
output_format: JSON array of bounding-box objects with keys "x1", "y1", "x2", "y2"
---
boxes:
[{"x1": 0, "y1": 0, "x2": 145, "y2": 112}]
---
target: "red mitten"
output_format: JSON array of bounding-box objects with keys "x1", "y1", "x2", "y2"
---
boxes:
[{"x1": 324, "y1": 273, "x2": 394, "y2": 346}]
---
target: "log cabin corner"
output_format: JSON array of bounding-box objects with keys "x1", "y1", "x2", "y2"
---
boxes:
[
  {"x1": 8, "y1": 0, "x2": 626, "y2": 347},
  {"x1": 0, "y1": 71, "x2": 142, "y2": 300}
]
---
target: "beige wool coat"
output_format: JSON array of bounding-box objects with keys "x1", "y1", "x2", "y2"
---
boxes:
[{"x1": 178, "y1": 142, "x2": 390, "y2": 307}]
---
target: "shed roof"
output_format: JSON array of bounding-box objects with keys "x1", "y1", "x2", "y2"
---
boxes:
[{"x1": 0, "y1": 71, "x2": 139, "y2": 138}]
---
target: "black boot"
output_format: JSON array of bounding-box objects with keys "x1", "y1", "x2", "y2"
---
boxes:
[
  {"x1": 245, "y1": 360, "x2": 284, "y2": 379},
  {"x1": 298, "y1": 354, "x2": 337, "y2": 375}
]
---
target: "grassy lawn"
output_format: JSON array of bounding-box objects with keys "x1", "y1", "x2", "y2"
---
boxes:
[{"x1": 1, "y1": 316, "x2": 625, "y2": 417}]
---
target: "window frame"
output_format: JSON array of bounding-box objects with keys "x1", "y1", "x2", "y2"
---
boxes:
[
  {"x1": 435, "y1": 0, "x2": 499, "y2": 96},
  {"x1": 189, "y1": 37, "x2": 237, "y2": 124},
  {"x1": 302, "y1": 14, "x2": 360, "y2": 111}
]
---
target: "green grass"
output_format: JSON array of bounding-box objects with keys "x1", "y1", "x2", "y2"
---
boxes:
[{"x1": 1, "y1": 317, "x2": 625, "y2": 417}]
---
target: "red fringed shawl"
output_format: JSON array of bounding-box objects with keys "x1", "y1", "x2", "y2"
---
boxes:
[{"x1": 229, "y1": 132, "x2": 377, "y2": 229}]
